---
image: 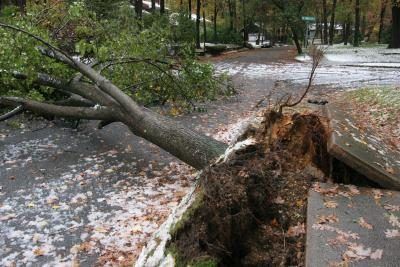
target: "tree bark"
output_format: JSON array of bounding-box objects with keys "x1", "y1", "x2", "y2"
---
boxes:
[
  {"x1": 188, "y1": 0, "x2": 192, "y2": 17},
  {"x1": 354, "y1": 0, "x2": 361, "y2": 47},
  {"x1": 389, "y1": 2, "x2": 400, "y2": 48},
  {"x1": 378, "y1": 0, "x2": 387, "y2": 44},
  {"x1": 196, "y1": 0, "x2": 201, "y2": 48},
  {"x1": 322, "y1": 0, "x2": 328, "y2": 44},
  {"x1": 213, "y1": 0, "x2": 218, "y2": 42},
  {"x1": 15, "y1": 0, "x2": 25, "y2": 14},
  {"x1": 329, "y1": 0, "x2": 337, "y2": 45},
  {"x1": 135, "y1": 0, "x2": 143, "y2": 19},
  {"x1": 228, "y1": 0, "x2": 234, "y2": 31},
  {"x1": 292, "y1": 28, "x2": 303, "y2": 54},
  {"x1": 160, "y1": 0, "x2": 165, "y2": 14},
  {"x1": 203, "y1": 2, "x2": 207, "y2": 49},
  {"x1": 151, "y1": 0, "x2": 156, "y2": 11},
  {"x1": 242, "y1": 0, "x2": 248, "y2": 45}
]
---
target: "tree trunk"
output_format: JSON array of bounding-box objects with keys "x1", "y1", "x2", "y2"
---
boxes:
[
  {"x1": 292, "y1": 28, "x2": 303, "y2": 54},
  {"x1": 233, "y1": 0, "x2": 237, "y2": 32},
  {"x1": 389, "y1": 2, "x2": 400, "y2": 48},
  {"x1": 188, "y1": 0, "x2": 192, "y2": 17},
  {"x1": 160, "y1": 0, "x2": 165, "y2": 14},
  {"x1": 14, "y1": 0, "x2": 26, "y2": 14},
  {"x1": 203, "y1": 3, "x2": 207, "y2": 49},
  {"x1": 135, "y1": 0, "x2": 143, "y2": 19},
  {"x1": 151, "y1": 0, "x2": 156, "y2": 11},
  {"x1": 122, "y1": 109, "x2": 226, "y2": 170},
  {"x1": 322, "y1": 0, "x2": 328, "y2": 44},
  {"x1": 196, "y1": 0, "x2": 201, "y2": 48},
  {"x1": 378, "y1": 0, "x2": 387, "y2": 44},
  {"x1": 329, "y1": 0, "x2": 337, "y2": 45},
  {"x1": 228, "y1": 0, "x2": 234, "y2": 31},
  {"x1": 242, "y1": 0, "x2": 247, "y2": 46},
  {"x1": 354, "y1": 0, "x2": 361, "y2": 47},
  {"x1": 361, "y1": 13, "x2": 366, "y2": 38},
  {"x1": 213, "y1": 1, "x2": 217, "y2": 42}
]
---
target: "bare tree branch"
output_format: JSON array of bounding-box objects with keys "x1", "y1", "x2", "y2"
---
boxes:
[
  {"x1": 0, "y1": 97, "x2": 118, "y2": 121},
  {"x1": 0, "y1": 106, "x2": 24, "y2": 122},
  {"x1": 279, "y1": 46, "x2": 324, "y2": 113}
]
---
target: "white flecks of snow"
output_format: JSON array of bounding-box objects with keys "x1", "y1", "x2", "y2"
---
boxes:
[
  {"x1": 323, "y1": 44, "x2": 400, "y2": 64},
  {"x1": 295, "y1": 54, "x2": 312, "y2": 62}
]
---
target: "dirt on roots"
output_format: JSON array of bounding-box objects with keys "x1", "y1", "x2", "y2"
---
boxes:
[{"x1": 168, "y1": 111, "x2": 331, "y2": 266}]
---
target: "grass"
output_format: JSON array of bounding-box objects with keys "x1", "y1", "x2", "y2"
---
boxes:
[
  {"x1": 345, "y1": 87, "x2": 400, "y2": 123},
  {"x1": 346, "y1": 87, "x2": 400, "y2": 110}
]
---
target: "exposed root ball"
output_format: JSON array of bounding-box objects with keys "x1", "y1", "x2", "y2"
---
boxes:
[{"x1": 168, "y1": 112, "x2": 330, "y2": 266}]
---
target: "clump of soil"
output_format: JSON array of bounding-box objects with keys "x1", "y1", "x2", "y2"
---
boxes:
[{"x1": 168, "y1": 111, "x2": 330, "y2": 266}]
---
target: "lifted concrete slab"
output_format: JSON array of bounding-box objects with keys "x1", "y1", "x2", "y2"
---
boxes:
[
  {"x1": 326, "y1": 102, "x2": 400, "y2": 190},
  {"x1": 306, "y1": 183, "x2": 400, "y2": 267}
]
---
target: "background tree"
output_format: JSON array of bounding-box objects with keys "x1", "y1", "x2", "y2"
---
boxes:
[
  {"x1": 196, "y1": 0, "x2": 201, "y2": 48},
  {"x1": 322, "y1": 0, "x2": 328, "y2": 44},
  {"x1": 329, "y1": 0, "x2": 338, "y2": 45},
  {"x1": 354, "y1": 0, "x2": 361, "y2": 46},
  {"x1": 378, "y1": 0, "x2": 388, "y2": 43},
  {"x1": 271, "y1": 0, "x2": 305, "y2": 54},
  {"x1": 390, "y1": 0, "x2": 400, "y2": 48}
]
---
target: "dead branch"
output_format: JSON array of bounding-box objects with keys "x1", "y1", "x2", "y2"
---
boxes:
[
  {"x1": 278, "y1": 46, "x2": 325, "y2": 113},
  {"x1": 0, "y1": 97, "x2": 118, "y2": 121},
  {"x1": 0, "y1": 106, "x2": 24, "y2": 122}
]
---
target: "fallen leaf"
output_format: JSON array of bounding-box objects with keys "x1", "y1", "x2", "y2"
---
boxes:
[
  {"x1": 33, "y1": 248, "x2": 46, "y2": 257},
  {"x1": 324, "y1": 200, "x2": 339, "y2": 209},
  {"x1": 348, "y1": 244, "x2": 371, "y2": 258},
  {"x1": 317, "y1": 214, "x2": 339, "y2": 224},
  {"x1": 358, "y1": 217, "x2": 373, "y2": 230},
  {"x1": 372, "y1": 189, "x2": 383, "y2": 200},
  {"x1": 286, "y1": 223, "x2": 305, "y2": 237},
  {"x1": 0, "y1": 213, "x2": 16, "y2": 221},
  {"x1": 384, "y1": 204, "x2": 400, "y2": 212},
  {"x1": 346, "y1": 185, "x2": 360, "y2": 196},
  {"x1": 385, "y1": 229, "x2": 400, "y2": 238},
  {"x1": 388, "y1": 214, "x2": 400, "y2": 228},
  {"x1": 94, "y1": 226, "x2": 108, "y2": 233},
  {"x1": 270, "y1": 218, "x2": 279, "y2": 227},
  {"x1": 370, "y1": 249, "x2": 383, "y2": 260},
  {"x1": 131, "y1": 225, "x2": 142, "y2": 233},
  {"x1": 273, "y1": 196, "x2": 285, "y2": 204}
]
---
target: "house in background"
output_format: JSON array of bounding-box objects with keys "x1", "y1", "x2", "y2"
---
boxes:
[{"x1": 308, "y1": 23, "x2": 344, "y2": 43}]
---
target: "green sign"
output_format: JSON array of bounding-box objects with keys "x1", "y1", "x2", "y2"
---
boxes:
[{"x1": 302, "y1": 16, "x2": 316, "y2": 22}]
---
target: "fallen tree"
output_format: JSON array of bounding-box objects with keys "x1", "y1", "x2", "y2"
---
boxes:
[{"x1": 0, "y1": 23, "x2": 227, "y2": 170}]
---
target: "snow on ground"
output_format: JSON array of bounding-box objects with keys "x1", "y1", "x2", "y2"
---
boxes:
[
  {"x1": 215, "y1": 60, "x2": 400, "y2": 88},
  {"x1": 323, "y1": 44, "x2": 400, "y2": 65}
]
